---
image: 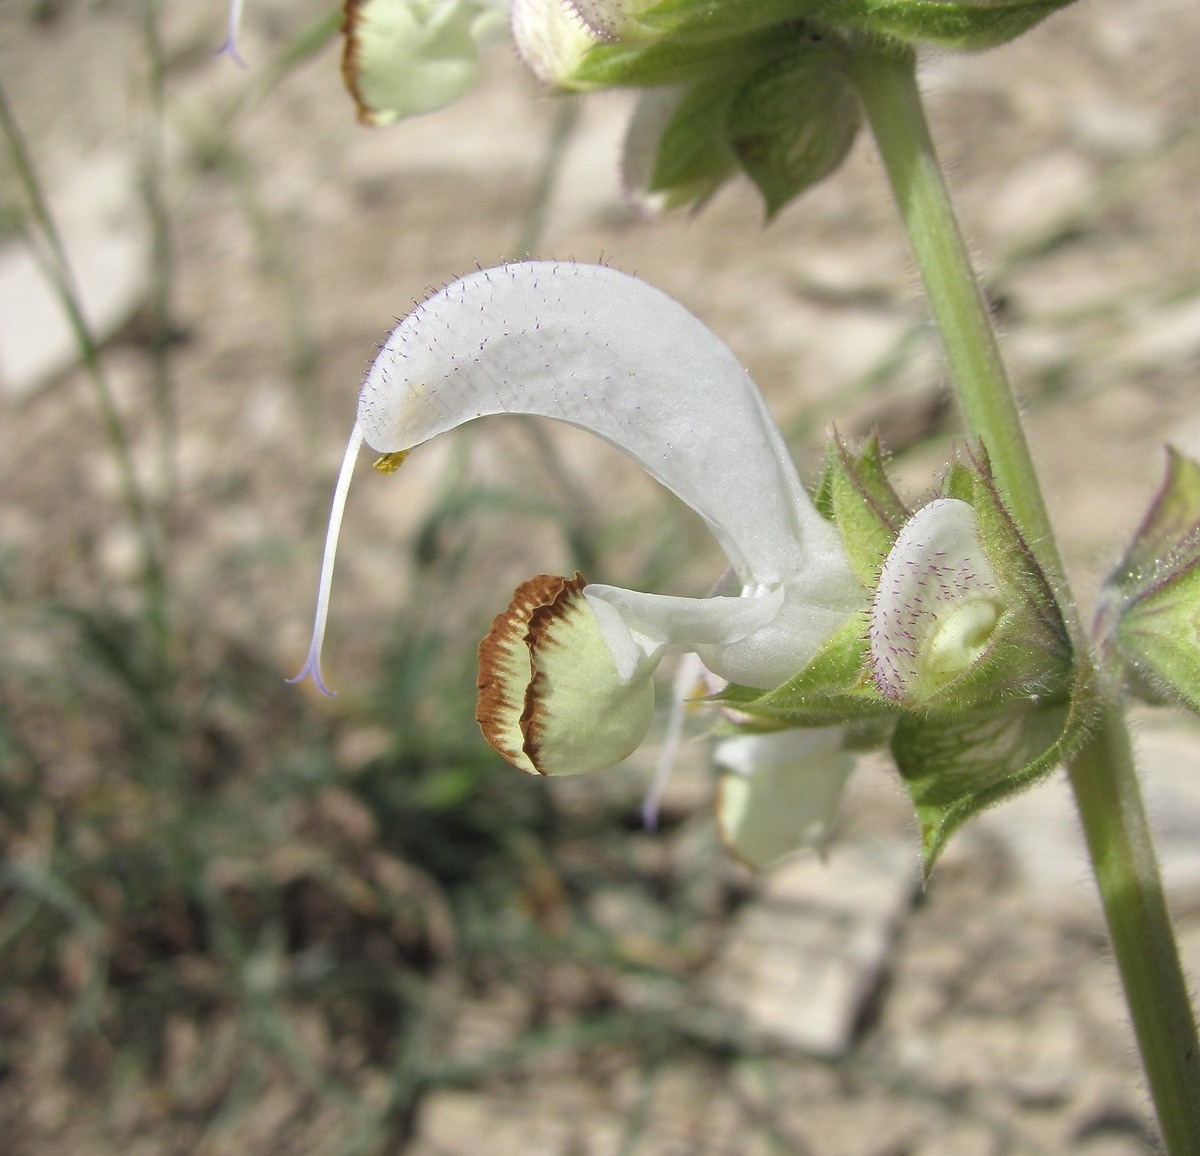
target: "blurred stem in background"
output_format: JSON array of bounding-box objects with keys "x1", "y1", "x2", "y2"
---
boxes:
[
  {"x1": 140, "y1": 0, "x2": 178, "y2": 527},
  {"x1": 0, "y1": 77, "x2": 172, "y2": 676},
  {"x1": 849, "y1": 44, "x2": 1200, "y2": 1152}
]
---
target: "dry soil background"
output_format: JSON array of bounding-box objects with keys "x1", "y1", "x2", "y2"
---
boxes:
[{"x1": 0, "y1": 1, "x2": 1198, "y2": 1154}]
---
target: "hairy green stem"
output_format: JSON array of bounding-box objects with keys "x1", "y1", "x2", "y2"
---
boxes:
[
  {"x1": 846, "y1": 46, "x2": 1061, "y2": 575},
  {"x1": 849, "y1": 44, "x2": 1199, "y2": 1151},
  {"x1": 1069, "y1": 705, "x2": 1200, "y2": 1151}
]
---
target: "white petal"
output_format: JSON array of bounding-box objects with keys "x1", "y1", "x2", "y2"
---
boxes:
[
  {"x1": 584, "y1": 583, "x2": 787, "y2": 687},
  {"x1": 510, "y1": 0, "x2": 599, "y2": 85},
  {"x1": 343, "y1": 0, "x2": 500, "y2": 125},
  {"x1": 715, "y1": 729, "x2": 853, "y2": 870},
  {"x1": 358, "y1": 261, "x2": 847, "y2": 600}
]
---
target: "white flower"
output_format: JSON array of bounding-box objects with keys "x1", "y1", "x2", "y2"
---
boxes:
[
  {"x1": 715, "y1": 728, "x2": 854, "y2": 869},
  {"x1": 336, "y1": 0, "x2": 642, "y2": 121},
  {"x1": 291, "y1": 261, "x2": 862, "y2": 774},
  {"x1": 342, "y1": 0, "x2": 510, "y2": 124}
]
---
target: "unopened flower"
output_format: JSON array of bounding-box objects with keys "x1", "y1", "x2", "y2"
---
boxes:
[
  {"x1": 870, "y1": 498, "x2": 1004, "y2": 703},
  {"x1": 869, "y1": 478, "x2": 1072, "y2": 713}
]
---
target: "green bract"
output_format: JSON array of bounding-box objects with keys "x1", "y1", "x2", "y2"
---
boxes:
[
  {"x1": 891, "y1": 675, "x2": 1090, "y2": 873},
  {"x1": 725, "y1": 45, "x2": 863, "y2": 218},
  {"x1": 1097, "y1": 448, "x2": 1200, "y2": 714},
  {"x1": 344, "y1": 0, "x2": 1081, "y2": 215},
  {"x1": 620, "y1": 36, "x2": 861, "y2": 215},
  {"x1": 814, "y1": 432, "x2": 909, "y2": 587},
  {"x1": 721, "y1": 438, "x2": 1083, "y2": 875},
  {"x1": 637, "y1": 0, "x2": 1079, "y2": 50}
]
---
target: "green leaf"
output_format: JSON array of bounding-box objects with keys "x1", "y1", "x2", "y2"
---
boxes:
[
  {"x1": 892, "y1": 674, "x2": 1089, "y2": 875},
  {"x1": 727, "y1": 43, "x2": 862, "y2": 217},
  {"x1": 631, "y1": 80, "x2": 744, "y2": 208},
  {"x1": 720, "y1": 611, "x2": 899, "y2": 727}
]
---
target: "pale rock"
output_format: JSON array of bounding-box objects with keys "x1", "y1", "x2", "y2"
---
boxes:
[
  {"x1": 977, "y1": 715, "x2": 1200, "y2": 910},
  {"x1": 416, "y1": 1086, "x2": 622, "y2": 1156},
  {"x1": 790, "y1": 243, "x2": 909, "y2": 302},
  {"x1": 1115, "y1": 293, "x2": 1200, "y2": 372},
  {"x1": 1002, "y1": 1002, "x2": 1082, "y2": 1107},
  {"x1": 0, "y1": 153, "x2": 148, "y2": 399},
  {"x1": 985, "y1": 152, "x2": 1096, "y2": 248},
  {"x1": 96, "y1": 522, "x2": 144, "y2": 582},
  {"x1": 702, "y1": 838, "x2": 919, "y2": 1057},
  {"x1": 810, "y1": 309, "x2": 914, "y2": 386},
  {"x1": 909, "y1": 1121, "x2": 1000, "y2": 1156},
  {"x1": 1067, "y1": 94, "x2": 1163, "y2": 156},
  {"x1": 240, "y1": 380, "x2": 297, "y2": 446},
  {"x1": 1006, "y1": 326, "x2": 1076, "y2": 378}
]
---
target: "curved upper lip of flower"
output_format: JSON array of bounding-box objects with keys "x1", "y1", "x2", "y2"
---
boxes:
[{"x1": 291, "y1": 260, "x2": 861, "y2": 695}]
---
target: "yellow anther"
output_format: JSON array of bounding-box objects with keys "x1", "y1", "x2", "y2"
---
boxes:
[{"x1": 372, "y1": 450, "x2": 410, "y2": 475}]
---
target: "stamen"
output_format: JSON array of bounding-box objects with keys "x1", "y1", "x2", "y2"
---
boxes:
[
  {"x1": 641, "y1": 653, "x2": 705, "y2": 831},
  {"x1": 373, "y1": 450, "x2": 410, "y2": 475},
  {"x1": 216, "y1": 0, "x2": 249, "y2": 67},
  {"x1": 641, "y1": 569, "x2": 735, "y2": 829},
  {"x1": 288, "y1": 423, "x2": 366, "y2": 696}
]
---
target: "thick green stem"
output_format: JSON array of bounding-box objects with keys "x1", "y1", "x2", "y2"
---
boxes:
[
  {"x1": 1069, "y1": 705, "x2": 1200, "y2": 1151},
  {"x1": 849, "y1": 45, "x2": 1199, "y2": 1151},
  {"x1": 846, "y1": 46, "x2": 1061, "y2": 576}
]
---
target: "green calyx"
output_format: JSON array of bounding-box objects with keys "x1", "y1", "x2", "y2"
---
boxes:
[
  {"x1": 1098, "y1": 448, "x2": 1200, "y2": 714},
  {"x1": 725, "y1": 440, "x2": 1083, "y2": 876},
  {"x1": 814, "y1": 431, "x2": 909, "y2": 586},
  {"x1": 893, "y1": 669, "x2": 1092, "y2": 875},
  {"x1": 637, "y1": 0, "x2": 1078, "y2": 50},
  {"x1": 908, "y1": 450, "x2": 1073, "y2": 714}
]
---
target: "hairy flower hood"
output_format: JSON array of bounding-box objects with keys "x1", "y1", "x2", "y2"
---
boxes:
[{"x1": 292, "y1": 261, "x2": 861, "y2": 771}]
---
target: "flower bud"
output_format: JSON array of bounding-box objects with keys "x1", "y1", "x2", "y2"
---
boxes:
[
  {"x1": 869, "y1": 457, "x2": 1073, "y2": 714},
  {"x1": 871, "y1": 498, "x2": 1005, "y2": 704}
]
